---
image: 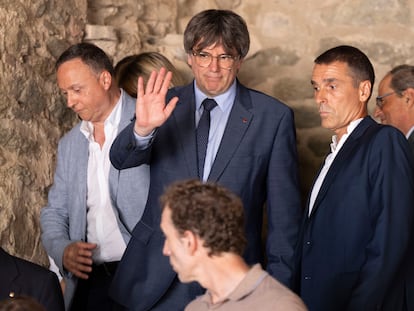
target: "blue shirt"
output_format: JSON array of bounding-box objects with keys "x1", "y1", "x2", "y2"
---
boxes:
[{"x1": 194, "y1": 80, "x2": 236, "y2": 180}]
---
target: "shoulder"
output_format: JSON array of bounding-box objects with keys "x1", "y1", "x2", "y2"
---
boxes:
[
  {"x1": 365, "y1": 118, "x2": 407, "y2": 146},
  {"x1": 237, "y1": 82, "x2": 293, "y2": 114},
  {"x1": 184, "y1": 294, "x2": 207, "y2": 311},
  {"x1": 166, "y1": 82, "x2": 193, "y2": 100},
  {"x1": 59, "y1": 122, "x2": 82, "y2": 144},
  {"x1": 257, "y1": 274, "x2": 307, "y2": 310},
  {"x1": 121, "y1": 91, "x2": 137, "y2": 112},
  {"x1": 12, "y1": 255, "x2": 56, "y2": 281}
]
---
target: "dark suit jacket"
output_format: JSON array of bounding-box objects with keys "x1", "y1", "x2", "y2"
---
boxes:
[
  {"x1": 109, "y1": 81, "x2": 302, "y2": 310},
  {"x1": 408, "y1": 131, "x2": 414, "y2": 155},
  {"x1": 296, "y1": 117, "x2": 414, "y2": 311},
  {"x1": 0, "y1": 248, "x2": 64, "y2": 311}
]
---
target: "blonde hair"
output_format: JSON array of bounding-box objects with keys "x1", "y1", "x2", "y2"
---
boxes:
[{"x1": 115, "y1": 52, "x2": 186, "y2": 97}]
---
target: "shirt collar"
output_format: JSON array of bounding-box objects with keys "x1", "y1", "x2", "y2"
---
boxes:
[
  {"x1": 194, "y1": 80, "x2": 237, "y2": 112},
  {"x1": 330, "y1": 118, "x2": 363, "y2": 153},
  {"x1": 201, "y1": 264, "x2": 266, "y2": 305}
]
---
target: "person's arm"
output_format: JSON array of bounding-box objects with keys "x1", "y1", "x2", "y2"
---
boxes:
[
  {"x1": 265, "y1": 108, "x2": 302, "y2": 288},
  {"x1": 110, "y1": 68, "x2": 178, "y2": 170},
  {"x1": 40, "y1": 139, "x2": 75, "y2": 276},
  {"x1": 347, "y1": 128, "x2": 414, "y2": 309}
]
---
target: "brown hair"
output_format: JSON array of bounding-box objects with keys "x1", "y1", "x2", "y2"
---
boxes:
[
  {"x1": 115, "y1": 52, "x2": 186, "y2": 97},
  {"x1": 160, "y1": 179, "x2": 247, "y2": 256},
  {"x1": 183, "y1": 9, "x2": 250, "y2": 58}
]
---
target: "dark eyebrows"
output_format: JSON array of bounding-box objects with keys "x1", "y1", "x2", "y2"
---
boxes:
[{"x1": 311, "y1": 78, "x2": 338, "y2": 85}]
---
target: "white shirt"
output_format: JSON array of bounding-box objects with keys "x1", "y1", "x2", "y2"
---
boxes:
[
  {"x1": 80, "y1": 92, "x2": 126, "y2": 263},
  {"x1": 308, "y1": 118, "x2": 363, "y2": 216},
  {"x1": 406, "y1": 126, "x2": 414, "y2": 139}
]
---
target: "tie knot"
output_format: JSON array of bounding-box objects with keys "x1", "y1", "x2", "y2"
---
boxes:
[{"x1": 202, "y1": 98, "x2": 217, "y2": 112}]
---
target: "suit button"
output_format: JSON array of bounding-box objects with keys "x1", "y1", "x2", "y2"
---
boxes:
[
  {"x1": 304, "y1": 276, "x2": 311, "y2": 280},
  {"x1": 305, "y1": 240, "x2": 312, "y2": 246}
]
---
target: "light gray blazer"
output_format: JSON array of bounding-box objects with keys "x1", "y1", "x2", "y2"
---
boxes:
[{"x1": 40, "y1": 91, "x2": 149, "y2": 310}]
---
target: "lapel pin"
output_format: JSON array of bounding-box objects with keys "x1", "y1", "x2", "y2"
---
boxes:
[{"x1": 242, "y1": 118, "x2": 248, "y2": 123}]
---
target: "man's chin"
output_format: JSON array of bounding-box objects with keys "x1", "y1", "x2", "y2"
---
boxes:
[{"x1": 176, "y1": 272, "x2": 193, "y2": 284}]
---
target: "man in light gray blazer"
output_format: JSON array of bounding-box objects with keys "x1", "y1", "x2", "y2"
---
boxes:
[{"x1": 40, "y1": 43, "x2": 149, "y2": 311}]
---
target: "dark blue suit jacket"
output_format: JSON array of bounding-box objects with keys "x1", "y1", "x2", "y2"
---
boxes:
[
  {"x1": 109, "y1": 81, "x2": 302, "y2": 310},
  {"x1": 296, "y1": 117, "x2": 414, "y2": 311},
  {"x1": 0, "y1": 247, "x2": 64, "y2": 311}
]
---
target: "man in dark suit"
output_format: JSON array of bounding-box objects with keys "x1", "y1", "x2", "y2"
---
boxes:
[
  {"x1": 109, "y1": 9, "x2": 302, "y2": 310},
  {"x1": 374, "y1": 64, "x2": 414, "y2": 153},
  {"x1": 296, "y1": 45, "x2": 414, "y2": 310},
  {"x1": 0, "y1": 247, "x2": 64, "y2": 311},
  {"x1": 374, "y1": 65, "x2": 414, "y2": 310}
]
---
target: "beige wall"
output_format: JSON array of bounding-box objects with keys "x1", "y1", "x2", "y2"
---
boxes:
[{"x1": 1, "y1": 0, "x2": 413, "y2": 265}]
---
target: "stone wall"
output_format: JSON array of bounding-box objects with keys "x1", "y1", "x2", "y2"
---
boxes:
[
  {"x1": 1, "y1": 0, "x2": 414, "y2": 265},
  {"x1": 0, "y1": 0, "x2": 85, "y2": 264}
]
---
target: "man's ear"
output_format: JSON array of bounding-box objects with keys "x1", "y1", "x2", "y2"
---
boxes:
[
  {"x1": 100, "y1": 71, "x2": 112, "y2": 90},
  {"x1": 359, "y1": 80, "x2": 372, "y2": 103},
  {"x1": 405, "y1": 88, "x2": 414, "y2": 108},
  {"x1": 182, "y1": 230, "x2": 198, "y2": 255}
]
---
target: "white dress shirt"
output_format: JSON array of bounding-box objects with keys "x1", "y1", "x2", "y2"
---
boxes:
[
  {"x1": 308, "y1": 118, "x2": 363, "y2": 216},
  {"x1": 80, "y1": 93, "x2": 126, "y2": 263}
]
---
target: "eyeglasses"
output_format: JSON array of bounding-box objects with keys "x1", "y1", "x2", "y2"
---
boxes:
[
  {"x1": 191, "y1": 51, "x2": 239, "y2": 70},
  {"x1": 376, "y1": 91, "x2": 396, "y2": 109}
]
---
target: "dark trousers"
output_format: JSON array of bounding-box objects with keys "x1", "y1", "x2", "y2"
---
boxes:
[{"x1": 70, "y1": 262, "x2": 119, "y2": 311}]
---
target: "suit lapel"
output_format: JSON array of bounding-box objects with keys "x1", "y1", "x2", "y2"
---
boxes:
[
  {"x1": 309, "y1": 117, "x2": 374, "y2": 217},
  {"x1": 171, "y1": 85, "x2": 198, "y2": 176},
  {"x1": 208, "y1": 83, "x2": 253, "y2": 181}
]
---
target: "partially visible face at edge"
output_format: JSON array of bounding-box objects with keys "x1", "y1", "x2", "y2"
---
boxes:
[
  {"x1": 374, "y1": 74, "x2": 407, "y2": 134},
  {"x1": 160, "y1": 206, "x2": 195, "y2": 283}
]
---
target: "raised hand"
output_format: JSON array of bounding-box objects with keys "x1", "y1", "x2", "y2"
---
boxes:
[
  {"x1": 134, "y1": 67, "x2": 179, "y2": 136},
  {"x1": 63, "y1": 241, "x2": 97, "y2": 279}
]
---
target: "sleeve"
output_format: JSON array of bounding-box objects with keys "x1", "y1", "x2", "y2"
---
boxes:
[
  {"x1": 110, "y1": 121, "x2": 153, "y2": 169},
  {"x1": 347, "y1": 128, "x2": 414, "y2": 309},
  {"x1": 265, "y1": 107, "x2": 303, "y2": 288},
  {"x1": 40, "y1": 139, "x2": 73, "y2": 275}
]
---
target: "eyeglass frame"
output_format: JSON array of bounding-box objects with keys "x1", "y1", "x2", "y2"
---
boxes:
[
  {"x1": 191, "y1": 50, "x2": 240, "y2": 70},
  {"x1": 375, "y1": 91, "x2": 398, "y2": 109}
]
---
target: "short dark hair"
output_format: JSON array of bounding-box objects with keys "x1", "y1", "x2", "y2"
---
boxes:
[
  {"x1": 183, "y1": 9, "x2": 250, "y2": 58},
  {"x1": 55, "y1": 42, "x2": 114, "y2": 76},
  {"x1": 160, "y1": 179, "x2": 247, "y2": 256},
  {"x1": 389, "y1": 64, "x2": 414, "y2": 95},
  {"x1": 315, "y1": 45, "x2": 375, "y2": 100}
]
